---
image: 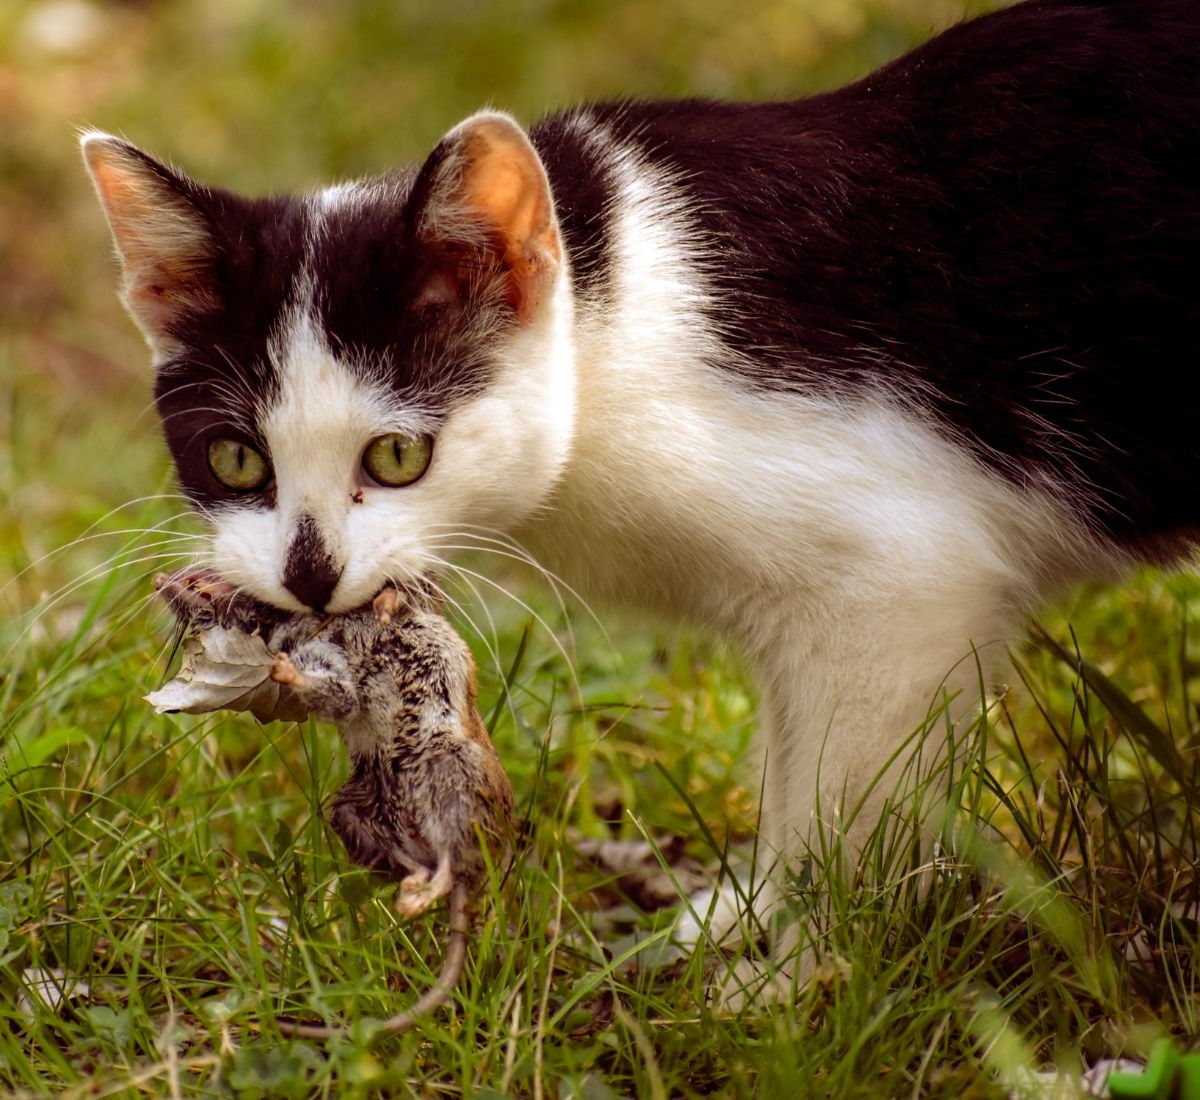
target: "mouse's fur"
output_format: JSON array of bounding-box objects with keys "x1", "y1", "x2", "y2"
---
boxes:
[
  {"x1": 270, "y1": 585, "x2": 514, "y2": 916},
  {"x1": 154, "y1": 570, "x2": 514, "y2": 1038}
]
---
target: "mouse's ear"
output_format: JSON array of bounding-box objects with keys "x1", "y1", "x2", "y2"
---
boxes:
[
  {"x1": 405, "y1": 111, "x2": 561, "y2": 325},
  {"x1": 81, "y1": 132, "x2": 222, "y2": 357}
]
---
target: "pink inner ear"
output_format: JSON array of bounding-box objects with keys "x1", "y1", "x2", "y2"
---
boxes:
[
  {"x1": 127, "y1": 260, "x2": 213, "y2": 333},
  {"x1": 458, "y1": 124, "x2": 559, "y2": 260},
  {"x1": 84, "y1": 139, "x2": 215, "y2": 341},
  {"x1": 426, "y1": 116, "x2": 561, "y2": 324}
]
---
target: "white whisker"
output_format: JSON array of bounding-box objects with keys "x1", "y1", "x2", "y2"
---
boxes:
[
  {"x1": 4, "y1": 547, "x2": 212, "y2": 665},
  {"x1": 426, "y1": 554, "x2": 582, "y2": 700},
  {"x1": 423, "y1": 521, "x2": 610, "y2": 644}
]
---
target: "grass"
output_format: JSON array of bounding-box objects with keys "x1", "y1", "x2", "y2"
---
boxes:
[
  {"x1": 3, "y1": 0, "x2": 1199, "y2": 1094},
  {"x1": 2, "y1": 405, "x2": 1198, "y2": 1098}
]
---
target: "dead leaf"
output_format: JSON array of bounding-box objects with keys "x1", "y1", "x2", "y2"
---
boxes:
[
  {"x1": 572, "y1": 833, "x2": 713, "y2": 912},
  {"x1": 18, "y1": 966, "x2": 90, "y2": 1018},
  {"x1": 145, "y1": 626, "x2": 308, "y2": 722}
]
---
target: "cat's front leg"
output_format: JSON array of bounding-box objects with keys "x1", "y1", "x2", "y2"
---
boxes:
[
  {"x1": 269, "y1": 642, "x2": 359, "y2": 724},
  {"x1": 778, "y1": 592, "x2": 1010, "y2": 822},
  {"x1": 716, "y1": 583, "x2": 1019, "y2": 990}
]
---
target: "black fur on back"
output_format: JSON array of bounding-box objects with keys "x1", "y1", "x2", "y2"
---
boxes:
[
  {"x1": 147, "y1": 0, "x2": 1198, "y2": 549},
  {"x1": 532, "y1": 0, "x2": 1200, "y2": 547}
]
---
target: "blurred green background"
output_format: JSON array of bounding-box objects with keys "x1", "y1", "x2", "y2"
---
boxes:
[{"x1": 0, "y1": 0, "x2": 1001, "y2": 619}]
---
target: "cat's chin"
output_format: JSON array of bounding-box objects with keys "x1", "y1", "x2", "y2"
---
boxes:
[
  {"x1": 308, "y1": 573, "x2": 381, "y2": 615},
  {"x1": 323, "y1": 550, "x2": 442, "y2": 615},
  {"x1": 322, "y1": 574, "x2": 427, "y2": 616}
]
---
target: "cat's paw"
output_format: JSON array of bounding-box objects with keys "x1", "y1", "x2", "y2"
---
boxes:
[{"x1": 706, "y1": 954, "x2": 807, "y2": 1014}]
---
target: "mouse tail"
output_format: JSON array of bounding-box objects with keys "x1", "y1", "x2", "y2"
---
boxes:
[
  {"x1": 274, "y1": 880, "x2": 471, "y2": 1041},
  {"x1": 376, "y1": 879, "x2": 470, "y2": 1034}
]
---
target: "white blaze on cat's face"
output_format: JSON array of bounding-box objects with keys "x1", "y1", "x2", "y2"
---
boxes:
[
  {"x1": 83, "y1": 113, "x2": 574, "y2": 612},
  {"x1": 216, "y1": 267, "x2": 575, "y2": 613}
]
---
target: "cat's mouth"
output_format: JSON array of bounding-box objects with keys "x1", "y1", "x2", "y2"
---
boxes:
[
  {"x1": 154, "y1": 567, "x2": 441, "y2": 619},
  {"x1": 153, "y1": 567, "x2": 238, "y2": 611}
]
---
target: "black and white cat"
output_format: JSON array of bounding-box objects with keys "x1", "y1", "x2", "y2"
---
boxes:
[{"x1": 84, "y1": 0, "x2": 1198, "y2": 911}]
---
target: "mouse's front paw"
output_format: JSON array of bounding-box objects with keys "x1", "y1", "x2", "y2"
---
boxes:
[
  {"x1": 372, "y1": 587, "x2": 404, "y2": 625},
  {"x1": 270, "y1": 651, "x2": 306, "y2": 687}
]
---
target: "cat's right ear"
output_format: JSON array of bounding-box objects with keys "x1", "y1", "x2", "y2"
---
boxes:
[{"x1": 81, "y1": 132, "x2": 218, "y2": 357}]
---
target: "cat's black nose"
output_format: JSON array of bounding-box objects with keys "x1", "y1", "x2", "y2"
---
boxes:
[{"x1": 282, "y1": 514, "x2": 341, "y2": 612}]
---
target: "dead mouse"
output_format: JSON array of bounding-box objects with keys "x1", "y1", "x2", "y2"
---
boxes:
[{"x1": 150, "y1": 569, "x2": 515, "y2": 1039}]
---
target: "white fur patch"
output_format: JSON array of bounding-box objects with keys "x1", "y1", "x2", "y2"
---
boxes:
[
  {"x1": 509, "y1": 128, "x2": 1116, "y2": 864},
  {"x1": 316, "y1": 182, "x2": 364, "y2": 213}
]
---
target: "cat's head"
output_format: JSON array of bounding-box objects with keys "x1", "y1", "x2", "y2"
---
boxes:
[{"x1": 83, "y1": 112, "x2": 574, "y2": 612}]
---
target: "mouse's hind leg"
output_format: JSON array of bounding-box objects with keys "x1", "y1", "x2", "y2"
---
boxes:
[{"x1": 398, "y1": 854, "x2": 454, "y2": 918}]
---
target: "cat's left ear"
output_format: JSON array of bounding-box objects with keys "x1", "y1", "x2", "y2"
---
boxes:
[{"x1": 408, "y1": 111, "x2": 561, "y2": 324}]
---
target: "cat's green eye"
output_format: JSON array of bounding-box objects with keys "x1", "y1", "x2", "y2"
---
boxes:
[
  {"x1": 207, "y1": 438, "x2": 271, "y2": 492},
  {"x1": 362, "y1": 432, "x2": 433, "y2": 487}
]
